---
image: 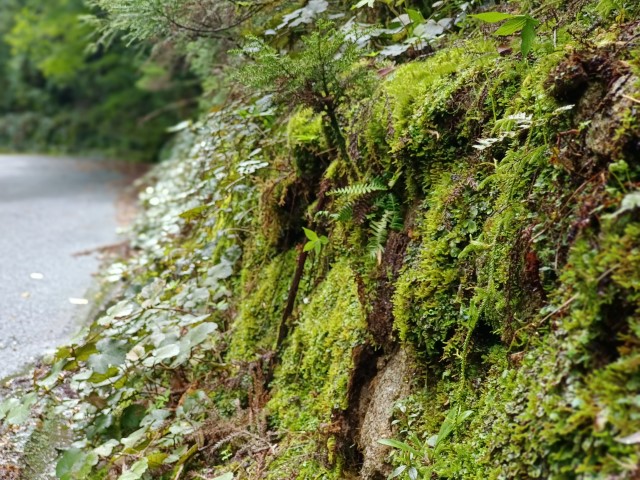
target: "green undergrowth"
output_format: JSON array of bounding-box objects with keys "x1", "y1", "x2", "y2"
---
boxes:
[
  {"x1": 266, "y1": 261, "x2": 367, "y2": 479},
  {"x1": 2, "y1": 2, "x2": 640, "y2": 479}
]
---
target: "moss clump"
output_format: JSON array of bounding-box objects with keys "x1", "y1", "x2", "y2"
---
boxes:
[
  {"x1": 389, "y1": 44, "x2": 565, "y2": 363},
  {"x1": 227, "y1": 250, "x2": 297, "y2": 361},
  {"x1": 360, "y1": 41, "x2": 500, "y2": 195},
  {"x1": 288, "y1": 107, "x2": 329, "y2": 180},
  {"x1": 464, "y1": 217, "x2": 640, "y2": 479},
  {"x1": 265, "y1": 261, "x2": 367, "y2": 478}
]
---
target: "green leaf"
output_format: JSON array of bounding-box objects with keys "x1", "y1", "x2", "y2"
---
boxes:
[
  {"x1": 147, "y1": 452, "x2": 169, "y2": 468},
  {"x1": 118, "y1": 458, "x2": 149, "y2": 480},
  {"x1": 377, "y1": 438, "x2": 422, "y2": 457},
  {"x1": 54, "y1": 346, "x2": 72, "y2": 362},
  {"x1": 212, "y1": 473, "x2": 234, "y2": 480},
  {"x1": 56, "y1": 449, "x2": 86, "y2": 480},
  {"x1": 470, "y1": 12, "x2": 516, "y2": 23},
  {"x1": 459, "y1": 409, "x2": 474, "y2": 422},
  {"x1": 406, "y1": 8, "x2": 424, "y2": 24},
  {"x1": 303, "y1": 227, "x2": 318, "y2": 241},
  {"x1": 353, "y1": 0, "x2": 376, "y2": 8},
  {"x1": 303, "y1": 241, "x2": 315, "y2": 252},
  {"x1": 520, "y1": 17, "x2": 537, "y2": 56},
  {"x1": 493, "y1": 16, "x2": 527, "y2": 36},
  {"x1": 88, "y1": 366, "x2": 120, "y2": 384},
  {"x1": 56, "y1": 449, "x2": 98, "y2": 480},
  {"x1": 37, "y1": 359, "x2": 65, "y2": 390},
  {"x1": 121, "y1": 404, "x2": 147, "y2": 435},
  {"x1": 179, "y1": 205, "x2": 208, "y2": 220},
  {"x1": 73, "y1": 342, "x2": 98, "y2": 361}
]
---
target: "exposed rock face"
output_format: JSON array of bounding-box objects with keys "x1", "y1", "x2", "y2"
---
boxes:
[
  {"x1": 549, "y1": 51, "x2": 640, "y2": 174},
  {"x1": 359, "y1": 349, "x2": 411, "y2": 480},
  {"x1": 585, "y1": 73, "x2": 640, "y2": 159}
]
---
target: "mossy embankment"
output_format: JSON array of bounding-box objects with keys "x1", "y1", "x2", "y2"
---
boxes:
[{"x1": 6, "y1": 2, "x2": 640, "y2": 479}]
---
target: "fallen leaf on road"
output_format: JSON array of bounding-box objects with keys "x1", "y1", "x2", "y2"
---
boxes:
[
  {"x1": 30, "y1": 273, "x2": 44, "y2": 280},
  {"x1": 21, "y1": 292, "x2": 30, "y2": 299}
]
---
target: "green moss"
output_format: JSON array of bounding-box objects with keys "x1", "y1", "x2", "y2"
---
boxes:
[
  {"x1": 38, "y1": 6, "x2": 640, "y2": 480},
  {"x1": 391, "y1": 41, "x2": 571, "y2": 362},
  {"x1": 265, "y1": 260, "x2": 367, "y2": 477},
  {"x1": 228, "y1": 250, "x2": 297, "y2": 360},
  {"x1": 287, "y1": 107, "x2": 329, "y2": 180},
  {"x1": 463, "y1": 217, "x2": 640, "y2": 479}
]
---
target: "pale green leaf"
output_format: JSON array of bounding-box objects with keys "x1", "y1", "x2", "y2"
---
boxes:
[
  {"x1": 391, "y1": 465, "x2": 407, "y2": 478},
  {"x1": 143, "y1": 344, "x2": 180, "y2": 366},
  {"x1": 88, "y1": 339, "x2": 128, "y2": 374},
  {"x1": 604, "y1": 190, "x2": 640, "y2": 218},
  {"x1": 183, "y1": 322, "x2": 218, "y2": 347},
  {"x1": 4, "y1": 392, "x2": 37, "y2": 425},
  {"x1": 493, "y1": 16, "x2": 527, "y2": 36},
  {"x1": 94, "y1": 439, "x2": 120, "y2": 457},
  {"x1": 121, "y1": 427, "x2": 148, "y2": 450},
  {"x1": 212, "y1": 473, "x2": 234, "y2": 480},
  {"x1": 470, "y1": 12, "x2": 516, "y2": 22},
  {"x1": 378, "y1": 438, "x2": 422, "y2": 457},
  {"x1": 353, "y1": 0, "x2": 376, "y2": 8},
  {"x1": 118, "y1": 458, "x2": 149, "y2": 480}
]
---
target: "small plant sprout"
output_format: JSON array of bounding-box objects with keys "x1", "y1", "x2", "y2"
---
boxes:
[
  {"x1": 303, "y1": 227, "x2": 328, "y2": 254},
  {"x1": 470, "y1": 12, "x2": 540, "y2": 57}
]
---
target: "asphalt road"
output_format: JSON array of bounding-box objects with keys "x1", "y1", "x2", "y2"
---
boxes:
[{"x1": 0, "y1": 155, "x2": 126, "y2": 379}]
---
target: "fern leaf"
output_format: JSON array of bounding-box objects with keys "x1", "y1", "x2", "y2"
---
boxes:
[
  {"x1": 368, "y1": 209, "x2": 392, "y2": 259},
  {"x1": 327, "y1": 179, "x2": 387, "y2": 199}
]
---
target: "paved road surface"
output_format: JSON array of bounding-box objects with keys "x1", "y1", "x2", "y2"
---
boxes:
[{"x1": 0, "y1": 155, "x2": 126, "y2": 379}]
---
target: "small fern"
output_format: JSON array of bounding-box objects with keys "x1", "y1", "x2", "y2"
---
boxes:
[
  {"x1": 321, "y1": 179, "x2": 402, "y2": 262},
  {"x1": 335, "y1": 203, "x2": 354, "y2": 223},
  {"x1": 322, "y1": 178, "x2": 388, "y2": 223},
  {"x1": 368, "y1": 193, "x2": 403, "y2": 262},
  {"x1": 327, "y1": 178, "x2": 387, "y2": 198}
]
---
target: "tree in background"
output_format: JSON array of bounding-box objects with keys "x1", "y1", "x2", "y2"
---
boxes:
[{"x1": 0, "y1": 0, "x2": 199, "y2": 160}]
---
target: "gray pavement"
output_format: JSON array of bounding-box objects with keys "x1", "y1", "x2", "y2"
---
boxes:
[{"x1": 0, "y1": 155, "x2": 126, "y2": 379}]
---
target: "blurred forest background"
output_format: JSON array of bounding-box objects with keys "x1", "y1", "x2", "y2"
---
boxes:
[
  {"x1": 0, "y1": 0, "x2": 458, "y2": 161},
  {"x1": 0, "y1": 0, "x2": 199, "y2": 160}
]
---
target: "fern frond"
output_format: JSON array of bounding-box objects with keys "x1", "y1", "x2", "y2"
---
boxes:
[
  {"x1": 335, "y1": 204, "x2": 354, "y2": 223},
  {"x1": 386, "y1": 194, "x2": 404, "y2": 231},
  {"x1": 328, "y1": 178, "x2": 387, "y2": 199},
  {"x1": 368, "y1": 209, "x2": 393, "y2": 259}
]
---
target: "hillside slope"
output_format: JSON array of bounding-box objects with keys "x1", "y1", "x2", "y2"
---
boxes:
[{"x1": 4, "y1": 1, "x2": 640, "y2": 479}]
